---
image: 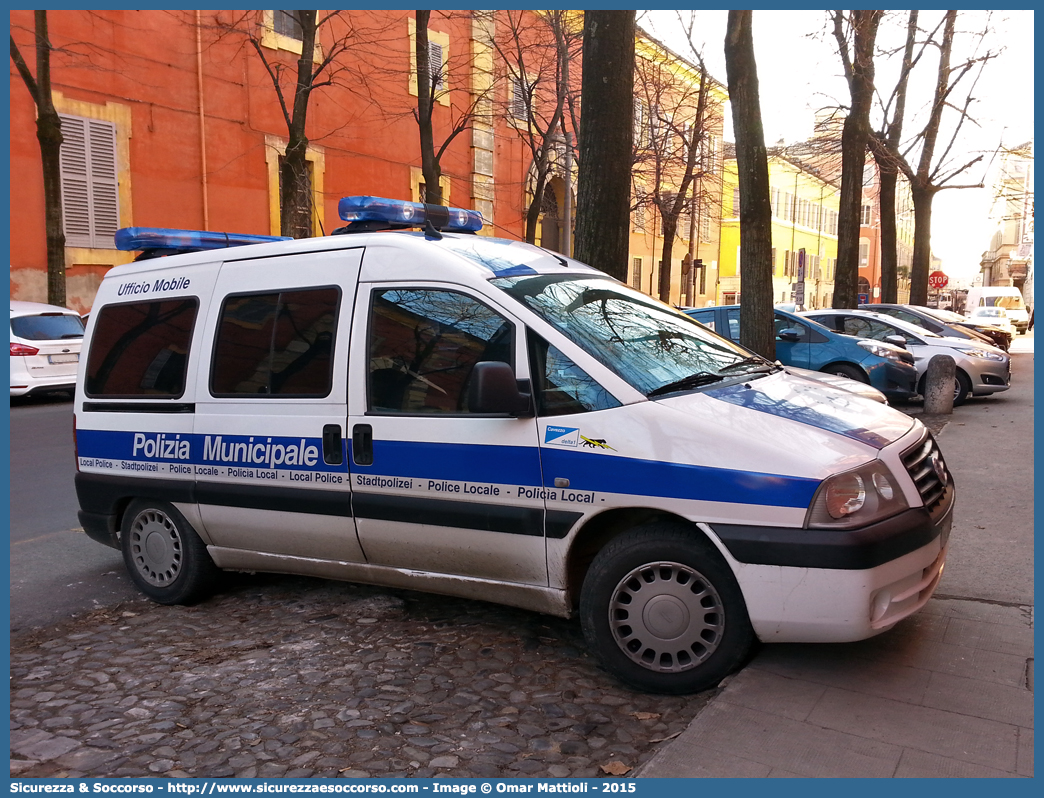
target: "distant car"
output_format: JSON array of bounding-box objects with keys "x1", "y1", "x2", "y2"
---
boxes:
[
  {"x1": 10, "y1": 300, "x2": 86, "y2": 397},
  {"x1": 967, "y1": 306, "x2": 1016, "y2": 337},
  {"x1": 861, "y1": 303, "x2": 1011, "y2": 352},
  {"x1": 684, "y1": 305, "x2": 918, "y2": 401},
  {"x1": 916, "y1": 306, "x2": 1013, "y2": 352},
  {"x1": 804, "y1": 308, "x2": 1010, "y2": 406}
]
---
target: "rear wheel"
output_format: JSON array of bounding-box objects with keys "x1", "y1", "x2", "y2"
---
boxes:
[
  {"x1": 821, "y1": 363, "x2": 868, "y2": 383},
  {"x1": 579, "y1": 522, "x2": 754, "y2": 694},
  {"x1": 121, "y1": 500, "x2": 219, "y2": 605}
]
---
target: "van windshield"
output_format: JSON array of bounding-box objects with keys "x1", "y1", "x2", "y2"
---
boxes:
[
  {"x1": 986, "y1": 295, "x2": 1025, "y2": 310},
  {"x1": 492, "y1": 274, "x2": 776, "y2": 396}
]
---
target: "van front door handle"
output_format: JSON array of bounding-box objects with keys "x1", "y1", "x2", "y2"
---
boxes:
[
  {"x1": 322, "y1": 424, "x2": 343, "y2": 465},
  {"x1": 352, "y1": 424, "x2": 373, "y2": 466}
]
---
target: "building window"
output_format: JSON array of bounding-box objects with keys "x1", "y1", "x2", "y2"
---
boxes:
[
  {"x1": 273, "y1": 10, "x2": 303, "y2": 40},
  {"x1": 861, "y1": 204, "x2": 873, "y2": 226},
  {"x1": 633, "y1": 100, "x2": 646, "y2": 148},
  {"x1": 633, "y1": 204, "x2": 645, "y2": 232},
  {"x1": 631, "y1": 257, "x2": 642, "y2": 290},
  {"x1": 770, "y1": 247, "x2": 777, "y2": 276},
  {"x1": 732, "y1": 187, "x2": 741, "y2": 217},
  {"x1": 59, "y1": 114, "x2": 120, "y2": 250},
  {"x1": 408, "y1": 18, "x2": 449, "y2": 105},
  {"x1": 510, "y1": 76, "x2": 528, "y2": 120},
  {"x1": 859, "y1": 240, "x2": 870, "y2": 267},
  {"x1": 700, "y1": 213, "x2": 711, "y2": 243}
]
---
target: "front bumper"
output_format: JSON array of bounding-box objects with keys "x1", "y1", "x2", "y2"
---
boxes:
[
  {"x1": 870, "y1": 360, "x2": 919, "y2": 400},
  {"x1": 708, "y1": 483, "x2": 953, "y2": 643}
]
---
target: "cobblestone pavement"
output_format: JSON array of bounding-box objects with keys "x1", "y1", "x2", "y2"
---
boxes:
[{"x1": 10, "y1": 574, "x2": 714, "y2": 779}]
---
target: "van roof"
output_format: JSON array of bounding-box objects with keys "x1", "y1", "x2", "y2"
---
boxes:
[{"x1": 101, "y1": 230, "x2": 601, "y2": 283}]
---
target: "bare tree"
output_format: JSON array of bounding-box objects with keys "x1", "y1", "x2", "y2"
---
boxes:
[
  {"x1": 831, "y1": 10, "x2": 883, "y2": 309},
  {"x1": 215, "y1": 10, "x2": 370, "y2": 237},
  {"x1": 633, "y1": 29, "x2": 722, "y2": 303},
  {"x1": 10, "y1": 11, "x2": 66, "y2": 306},
  {"x1": 724, "y1": 11, "x2": 774, "y2": 359},
  {"x1": 574, "y1": 10, "x2": 635, "y2": 281},
  {"x1": 859, "y1": 11, "x2": 994, "y2": 304},
  {"x1": 491, "y1": 10, "x2": 581, "y2": 244},
  {"x1": 415, "y1": 10, "x2": 491, "y2": 206}
]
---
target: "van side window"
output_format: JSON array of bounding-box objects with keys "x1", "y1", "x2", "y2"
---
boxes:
[
  {"x1": 368, "y1": 288, "x2": 513, "y2": 414},
  {"x1": 211, "y1": 287, "x2": 339, "y2": 397},
  {"x1": 527, "y1": 330, "x2": 620, "y2": 416},
  {"x1": 85, "y1": 298, "x2": 197, "y2": 397}
]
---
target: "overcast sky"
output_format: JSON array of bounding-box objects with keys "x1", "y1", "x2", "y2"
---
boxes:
[{"x1": 641, "y1": 10, "x2": 1035, "y2": 282}]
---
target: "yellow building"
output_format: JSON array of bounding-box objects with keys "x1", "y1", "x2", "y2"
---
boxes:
[
  {"x1": 627, "y1": 30, "x2": 728, "y2": 307},
  {"x1": 719, "y1": 149, "x2": 840, "y2": 308}
]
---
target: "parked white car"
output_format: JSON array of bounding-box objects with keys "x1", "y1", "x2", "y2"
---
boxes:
[
  {"x1": 10, "y1": 300, "x2": 85, "y2": 397},
  {"x1": 967, "y1": 306, "x2": 1016, "y2": 337},
  {"x1": 803, "y1": 308, "x2": 1010, "y2": 406}
]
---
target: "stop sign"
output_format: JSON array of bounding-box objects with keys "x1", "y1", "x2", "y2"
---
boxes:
[{"x1": 928, "y1": 270, "x2": 949, "y2": 289}]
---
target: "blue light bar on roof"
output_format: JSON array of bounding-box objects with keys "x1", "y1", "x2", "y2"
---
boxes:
[
  {"x1": 338, "y1": 196, "x2": 483, "y2": 233},
  {"x1": 114, "y1": 227, "x2": 290, "y2": 252}
]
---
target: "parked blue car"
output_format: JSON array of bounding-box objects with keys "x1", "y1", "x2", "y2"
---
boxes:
[{"x1": 684, "y1": 305, "x2": 918, "y2": 401}]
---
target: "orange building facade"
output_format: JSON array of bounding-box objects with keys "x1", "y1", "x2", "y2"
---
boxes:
[{"x1": 10, "y1": 10, "x2": 555, "y2": 312}]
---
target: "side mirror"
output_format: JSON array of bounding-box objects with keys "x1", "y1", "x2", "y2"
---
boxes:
[
  {"x1": 778, "y1": 328, "x2": 802, "y2": 343},
  {"x1": 466, "y1": 361, "x2": 532, "y2": 416},
  {"x1": 884, "y1": 335, "x2": 908, "y2": 349}
]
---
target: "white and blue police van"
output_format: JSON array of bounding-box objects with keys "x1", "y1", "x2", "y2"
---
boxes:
[{"x1": 73, "y1": 196, "x2": 954, "y2": 694}]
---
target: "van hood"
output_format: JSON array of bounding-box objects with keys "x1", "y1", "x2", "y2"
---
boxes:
[{"x1": 699, "y1": 372, "x2": 914, "y2": 450}]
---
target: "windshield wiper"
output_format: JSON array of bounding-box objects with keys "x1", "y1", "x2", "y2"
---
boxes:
[
  {"x1": 718, "y1": 355, "x2": 768, "y2": 372},
  {"x1": 647, "y1": 371, "x2": 724, "y2": 397}
]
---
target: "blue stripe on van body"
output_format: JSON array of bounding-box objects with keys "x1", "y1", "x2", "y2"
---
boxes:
[
  {"x1": 360, "y1": 439, "x2": 544, "y2": 486},
  {"x1": 704, "y1": 382, "x2": 893, "y2": 449},
  {"x1": 538, "y1": 447, "x2": 819, "y2": 509},
  {"x1": 78, "y1": 430, "x2": 819, "y2": 510}
]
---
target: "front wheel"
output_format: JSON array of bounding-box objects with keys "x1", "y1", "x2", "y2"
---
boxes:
[
  {"x1": 579, "y1": 523, "x2": 754, "y2": 694},
  {"x1": 121, "y1": 499, "x2": 219, "y2": 605}
]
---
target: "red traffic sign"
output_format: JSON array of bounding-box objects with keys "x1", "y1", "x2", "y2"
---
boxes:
[{"x1": 928, "y1": 270, "x2": 949, "y2": 289}]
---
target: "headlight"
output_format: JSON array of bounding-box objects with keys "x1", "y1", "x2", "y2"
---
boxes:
[
  {"x1": 959, "y1": 347, "x2": 1005, "y2": 361},
  {"x1": 857, "y1": 340, "x2": 904, "y2": 362},
  {"x1": 807, "y1": 461, "x2": 909, "y2": 529}
]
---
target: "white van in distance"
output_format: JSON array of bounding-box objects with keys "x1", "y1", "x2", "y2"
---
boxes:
[
  {"x1": 964, "y1": 286, "x2": 1029, "y2": 333},
  {"x1": 74, "y1": 197, "x2": 954, "y2": 694}
]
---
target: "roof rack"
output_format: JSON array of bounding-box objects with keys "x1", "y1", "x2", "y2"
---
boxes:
[
  {"x1": 333, "y1": 196, "x2": 483, "y2": 239},
  {"x1": 114, "y1": 228, "x2": 291, "y2": 260}
]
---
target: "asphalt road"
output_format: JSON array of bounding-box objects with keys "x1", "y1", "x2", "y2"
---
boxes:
[{"x1": 9, "y1": 393, "x2": 140, "y2": 634}]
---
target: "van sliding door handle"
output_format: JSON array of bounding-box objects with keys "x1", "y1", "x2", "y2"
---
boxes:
[
  {"x1": 352, "y1": 424, "x2": 374, "y2": 466},
  {"x1": 322, "y1": 424, "x2": 343, "y2": 465}
]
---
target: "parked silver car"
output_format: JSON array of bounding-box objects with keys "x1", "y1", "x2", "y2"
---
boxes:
[{"x1": 803, "y1": 308, "x2": 1010, "y2": 405}]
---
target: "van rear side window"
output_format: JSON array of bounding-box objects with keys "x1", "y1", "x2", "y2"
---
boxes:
[
  {"x1": 85, "y1": 298, "x2": 197, "y2": 397},
  {"x1": 211, "y1": 287, "x2": 340, "y2": 397}
]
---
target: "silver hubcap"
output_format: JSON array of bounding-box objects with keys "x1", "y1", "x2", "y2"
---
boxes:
[
  {"x1": 609, "y1": 561, "x2": 725, "y2": 673},
  {"x1": 129, "y1": 508, "x2": 183, "y2": 587}
]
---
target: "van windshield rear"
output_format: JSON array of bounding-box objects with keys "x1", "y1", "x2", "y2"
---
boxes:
[{"x1": 492, "y1": 274, "x2": 772, "y2": 396}]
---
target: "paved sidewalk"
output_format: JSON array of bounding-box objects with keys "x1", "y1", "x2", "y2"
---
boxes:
[{"x1": 639, "y1": 337, "x2": 1034, "y2": 778}]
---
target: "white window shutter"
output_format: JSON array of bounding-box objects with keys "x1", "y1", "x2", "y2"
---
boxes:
[
  {"x1": 88, "y1": 120, "x2": 120, "y2": 247},
  {"x1": 428, "y1": 41, "x2": 443, "y2": 92},
  {"x1": 59, "y1": 114, "x2": 119, "y2": 249}
]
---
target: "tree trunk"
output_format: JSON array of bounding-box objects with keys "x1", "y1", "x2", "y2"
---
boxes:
[
  {"x1": 909, "y1": 183, "x2": 935, "y2": 305},
  {"x1": 877, "y1": 166, "x2": 898, "y2": 303},
  {"x1": 280, "y1": 10, "x2": 317, "y2": 238},
  {"x1": 573, "y1": 10, "x2": 634, "y2": 281},
  {"x1": 525, "y1": 165, "x2": 549, "y2": 245},
  {"x1": 833, "y1": 11, "x2": 881, "y2": 309},
  {"x1": 724, "y1": 11, "x2": 774, "y2": 360},
  {"x1": 416, "y1": 10, "x2": 442, "y2": 205},
  {"x1": 658, "y1": 215, "x2": 679, "y2": 303},
  {"x1": 11, "y1": 11, "x2": 67, "y2": 306}
]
